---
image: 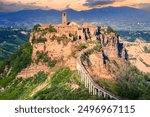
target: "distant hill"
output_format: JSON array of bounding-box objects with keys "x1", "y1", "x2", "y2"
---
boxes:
[
  {"x1": 0, "y1": 28, "x2": 30, "y2": 60},
  {"x1": 0, "y1": 7, "x2": 150, "y2": 31},
  {"x1": 118, "y1": 30, "x2": 150, "y2": 42}
]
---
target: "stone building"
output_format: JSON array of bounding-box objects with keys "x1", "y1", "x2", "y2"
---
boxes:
[
  {"x1": 36, "y1": 12, "x2": 127, "y2": 62},
  {"x1": 19, "y1": 12, "x2": 128, "y2": 79},
  {"x1": 62, "y1": 12, "x2": 67, "y2": 25}
]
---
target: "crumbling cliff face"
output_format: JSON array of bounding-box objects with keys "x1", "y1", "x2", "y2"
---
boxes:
[
  {"x1": 123, "y1": 39, "x2": 150, "y2": 73},
  {"x1": 17, "y1": 23, "x2": 128, "y2": 79},
  {"x1": 17, "y1": 25, "x2": 80, "y2": 78},
  {"x1": 81, "y1": 37, "x2": 128, "y2": 80},
  {"x1": 80, "y1": 32, "x2": 128, "y2": 80}
]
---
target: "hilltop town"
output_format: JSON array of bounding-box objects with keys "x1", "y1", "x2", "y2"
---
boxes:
[
  {"x1": 0, "y1": 12, "x2": 150, "y2": 100},
  {"x1": 17, "y1": 12, "x2": 127, "y2": 79},
  {"x1": 14, "y1": 12, "x2": 131, "y2": 99}
]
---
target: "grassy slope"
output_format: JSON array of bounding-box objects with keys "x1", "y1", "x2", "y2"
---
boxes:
[
  {"x1": 0, "y1": 67, "x2": 103, "y2": 100},
  {"x1": 96, "y1": 66, "x2": 150, "y2": 100},
  {"x1": 0, "y1": 28, "x2": 103, "y2": 100},
  {"x1": 0, "y1": 43, "x2": 33, "y2": 88},
  {"x1": 0, "y1": 42, "x2": 102, "y2": 100},
  {"x1": 0, "y1": 72, "x2": 48, "y2": 100},
  {"x1": 33, "y1": 68, "x2": 103, "y2": 100}
]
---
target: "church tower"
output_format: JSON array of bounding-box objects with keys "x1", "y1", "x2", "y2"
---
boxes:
[{"x1": 62, "y1": 12, "x2": 67, "y2": 25}]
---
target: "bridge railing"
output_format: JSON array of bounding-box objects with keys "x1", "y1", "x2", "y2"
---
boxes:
[{"x1": 76, "y1": 48, "x2": 120, "y2": 100}]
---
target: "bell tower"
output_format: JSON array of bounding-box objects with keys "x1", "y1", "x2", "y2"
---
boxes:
[{"x1": 62, "y1": 12, "x2": 67, "y2": 25}]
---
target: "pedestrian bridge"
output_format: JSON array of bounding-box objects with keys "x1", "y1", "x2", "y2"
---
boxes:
[{"x1": 76, "y1": 48, "x2": 120, "y2": 100}]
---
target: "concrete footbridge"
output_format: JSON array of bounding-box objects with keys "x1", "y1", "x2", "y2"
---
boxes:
[{"x1": 76, "y1": 47, "x2": 120, "y2": 100}]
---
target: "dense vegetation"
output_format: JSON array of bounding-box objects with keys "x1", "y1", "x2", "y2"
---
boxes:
[
  {"x1": 32, "y1": 24, "x2": 41, "y2": 32},
  {"x1": 80, "y1": 44, "x2": 102, "y2": 66},
  {"x1": 0, "y1": 27, "x2": 30, "y2": 60},
  {"x1": 144, "y1": 46, "x2": 150, "y2": 53},
  {"x1": 32, "y1": 24, "x2": 58, "y2": 44},
  {"x1": 0, "y1": 43, "x2": 33, "y2": 87},
  {"x1": 50, "y1": 35, "x2": 70, "y2": 45},
  {"x1": 33, "y1": 24, "x2": 57, "y2": 34},
  {"x1": 107, "y1": 26, "x2": 117, "y2": 34},
  {"x1": 35, "y1": 51, "x2": 57, "y2": 68},
  {"x1": 96, "y1": 63, "x2": 150, "y2": 100},
  {"x1": 33, "y1": 68, "x2": 102, "y2": 100},
  {"x1": 77, "y1": 43, "x2": 87, "y2": 51},
  {"x1": 0, "y1": 66, "x2": 103, "y2": 100},
  {"x1": 0, "y1": 72, "x2": 48, "y2": 100},
  {"x1": 32, "y1": 37, "x2": 47, "y2": 44},
  {"x1": 48, "y1": 25, "x2": 57, "y2": 33}
]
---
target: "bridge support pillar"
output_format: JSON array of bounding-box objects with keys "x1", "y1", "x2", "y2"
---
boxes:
[
  {"x1": 88, "y1": 82, "x2": 91, "y2": 94},
  {"x1": 98, "y1": 90, "x2": 102, "y2": 96},
  {"x1": 85, "y1": 77, "x2": 88, "y2": 88},
  {"x1": 93, "y1": 87, "x2": 97, "y2": 95},
  {"x1": 92, "y1": 87, "x2": 94, "y2": 95},
  {"x1": 81, "y1": 73, "x2": 84, "y2": 82},
  {"x1": 103, "y1": 92, "x2": 106, "y2": 98},
  {"x1": 89, "y1": 83, "x2": 91, "y2": 94},
  {"x1": 86, "y1": 78, "x2": 88, "y2": 88},
  {"x1": 83, "y1": 73, "x2": 85, "y2": 82},
  {"x1": 94, "y1": 88, "x2": 97, "y2": 95},
  {"x1": 84, "y1": 76, "x2": 87, "y2": 87}
]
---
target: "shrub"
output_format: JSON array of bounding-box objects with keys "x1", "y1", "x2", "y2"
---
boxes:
[
  {"x1": 33, "y1": 24, "x2": 41, "y2": 31},
  {"x1": 35, "y1": 51, "x2": 48, "y2": 63},
  {"x1": 48, "y1": 25, "x2": 57, "y2": 32},
  {"x1": 48, "y1": 60, "x2": 57, "y2": 68},
  {"x1": 77, "y1": 44, "x2": 87, "y2": 51},
  {"x1": 50, "y1": 35, "x2": 69, "y2": 46},
  {"x1": 0, "y1": 42, "x2": 33, "y2": 87},
  {"x1": 144, "y1": 46, "x2": 150, "y2": 53},
  {"x1": 32, "y1": 37, "x2": 47, "y2": 44},
  {"x1": 41, "y1": 25, "x2": 57, "y2": 35},
  {"x1": 35, "y1": 51, "x2": 57, "y2": 68},
  {"x1": 107, "y1": 26, "x2": 116, "y2": 34},
  {"x1": 93, "y1": 44, "x2": 102, "y2": 52}
]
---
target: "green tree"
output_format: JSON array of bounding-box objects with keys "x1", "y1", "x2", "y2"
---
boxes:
[{"x1": 0, "y1": 42, "x2": 33, "y2": 87}]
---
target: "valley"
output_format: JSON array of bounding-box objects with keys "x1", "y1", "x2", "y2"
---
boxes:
[{"x1": 0, "y1": 27, "x2": 30, "y2": 60}]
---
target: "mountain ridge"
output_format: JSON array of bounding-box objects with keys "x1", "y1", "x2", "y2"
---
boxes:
[{"x1": 0, "y1": 6, "x2": 150, "y2": 31}]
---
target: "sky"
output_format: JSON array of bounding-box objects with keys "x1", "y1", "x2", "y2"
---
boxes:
[{"x1": 0, "y1": 0, "x2": 150, "y2": 12}]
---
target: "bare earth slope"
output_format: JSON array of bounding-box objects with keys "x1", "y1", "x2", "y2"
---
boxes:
[{"x1": 124, "y1": 39, "x2": 150, "y2": 73}]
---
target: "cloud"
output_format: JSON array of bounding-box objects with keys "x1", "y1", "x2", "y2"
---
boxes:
[
  {"x1": 0, "y1": 0, "x2": 149, "y2": 12},
  {"x1": 83, "y1": 0, "x2": 124, "y2": 7},
  {"x1": 28, "y1": 2, "x2": 37, "y2": 5},
  {"x1": 66, "y1": 4, "x2": 71, "y2": 9},
  {"x1": 83, "y1": 0, "x2": 115, "y2": 7},
  {"x1": 0, "y1": 2, "x2": 13, "y2": 12},
  {"x1": 0, "y1": 1, "x2": 43, "y2": 12},
  {"x1": 137, "y1": 3, "x2": 150, "y2": 10}
]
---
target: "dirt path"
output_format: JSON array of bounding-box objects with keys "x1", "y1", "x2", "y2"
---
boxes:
[{"x1": 30, "y1": 74, "x2": 51, "y2": 97}]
